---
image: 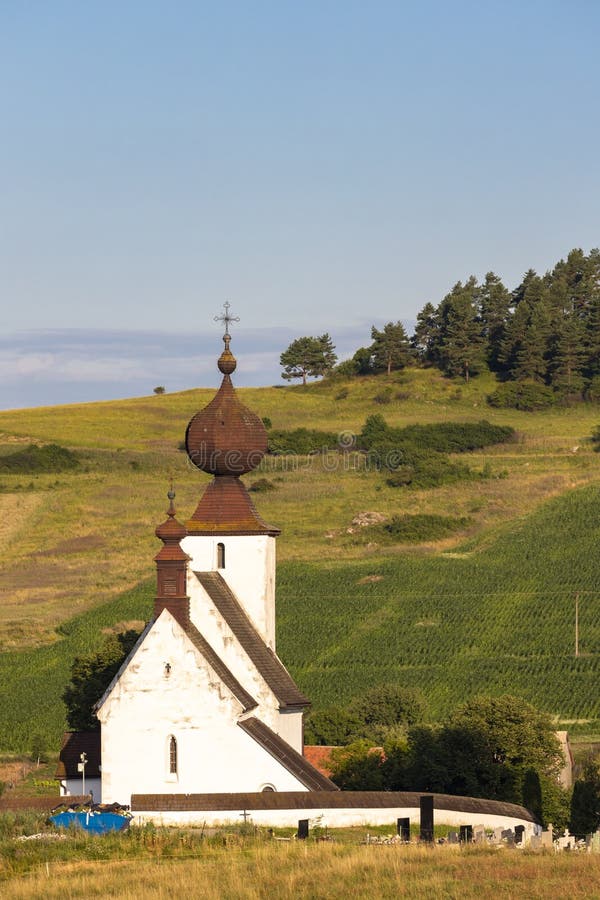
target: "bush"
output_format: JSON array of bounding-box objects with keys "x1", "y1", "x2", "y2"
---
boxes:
[
  {"x1": 335, "y1": 387, "x2": 349, "y2": 401},
  {"x1": 398, "y1": 420, "x2": 514, "y2": 453},
  {"x1": 261, "y1": 417, "x2": 272, "y2": 430},
  {"x1": 248, "y1": 478, "x2": 276, "y2": 493},
  {"x1": 382, "y1": 513, "x2": 470, "y2": 542},
  {"x1": 487, "y1": 381, "x2": 555, "y2": 411},
  {"x1": 0, "y1": 444, "x2": 80, "y2": 473},
  {"x1": 267, "y1": 428, "x2": 339, "y2": 455},
  {"x1": 373, "y1": 387, "x2": 393, "y2": 405},
  {"x1": 585, "y1": 376, "x2": 600, "y2": 403}
]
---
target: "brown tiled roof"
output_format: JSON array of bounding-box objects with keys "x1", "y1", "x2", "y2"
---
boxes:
[
  {"x1": 185, "y1": 373, "x2": 268, "y2": 476},
  {"x1": 238, "y1": 717, "x2": 338, "y2": 792},
  {"x1": 195, "y1": 572, "x2": 309, "y2": 709},
  {"x1": 182, "y1": 620, "x2": 257, "y2": 713},
  {"x1": 187, "y1": 476, "x2": 280, "y2": 536},
  {"x1": 55, "y1": 732, "x2": 101, "y2": 780},
  {"x1": 131, "y1": 790, "x2": 537, "y2": 821}
]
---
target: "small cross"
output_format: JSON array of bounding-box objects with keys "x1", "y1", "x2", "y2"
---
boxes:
[
  {"x1": 214, "y1": 301, "x2": 240, "y2": 337},
  {"x1": 240, "y1": 809, "x2": 251, "y2": 824}
]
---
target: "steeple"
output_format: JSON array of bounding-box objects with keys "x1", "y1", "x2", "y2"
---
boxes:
[
  {"x1": 154, "y1": 488, "x2": 190, "y2": 627},
  {"x1": 185, "y1": 305, "x2": 279, "y2": 535}
]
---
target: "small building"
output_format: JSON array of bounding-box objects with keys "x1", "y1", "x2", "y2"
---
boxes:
[{"x1": 56, "y1": 731, "x2": 101, "y2": 800}]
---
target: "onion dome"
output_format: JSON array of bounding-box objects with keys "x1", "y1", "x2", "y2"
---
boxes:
[{"x1": 185, "y1": 333, "x2": 267, "y2": 476}]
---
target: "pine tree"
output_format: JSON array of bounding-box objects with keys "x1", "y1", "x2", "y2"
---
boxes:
[
  {"x1": 280, "y1": 334, "x2": 337, "y2": 385},
  {"x1": 411, "y1": 302, "x2": 439, "y2": 363},
  {"x1": 550, "y1": 311, "x2": 586, "y2": 395},
  {"x1": 370, "y1": 322, "x2": 411, "y2": 375},
  {"x1": 478, "y1": 272, "x2": 511, "y2": 372},
  {"x1": 437, "y1": 279, "x2": 486, "y2": 382}
]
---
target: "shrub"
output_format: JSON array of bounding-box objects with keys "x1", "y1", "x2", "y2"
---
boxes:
[
  {"x1": 248, "y1": 478, "x2": 276, "y2": 493},
  {"x1": 487, "y1": 381, "x2": 555, "y2": 411},
  {"x1": 153, "y1": 386, "x2": 166, "y2": 395},
  {"x1": 585, "y1": 376, "x2": 600, "y2": 403},
  {"x1": 261, "y1": 417, "x2": 272, "y2": 430},
  {"x1": 374, "y1": 387, "x2": 393, "y2": 405},
  {"x1": 398, "y1": 420, "x2": 515, "y2": 453},
  {"x1": 0, "y1": 444, "x2": 80, "y2": 473},
  {"x1": 267, "y1": 428, "x2": 339, "y2": 455},
  {"x1": 382, "y1": 513, "x2": 470, "y2": 542},
  {"x1": 335, "y1": 387, "x2": 349, "y2": 401}
]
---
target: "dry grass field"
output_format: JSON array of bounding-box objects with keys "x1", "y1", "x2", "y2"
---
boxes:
[{"x1": 3, "y1": 841, "x2": 600, "y2": 899}]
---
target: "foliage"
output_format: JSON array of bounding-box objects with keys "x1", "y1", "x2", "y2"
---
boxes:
[
  {"x1": 267, "y1": 428, "x2": 339, "y2": 454},
  {"x1": 261, "y1": 416, "x2": 272, "y2": 430},
  {"x1": 62, "y1": 629, "x2": 142, "y2": 731},
  {"x1": 30, "y1": 733, "x2": 48, "y2": 766},
  {"x1": 570, "y1": 758, "x2": 600, "y2": 836},
  {"x1": 330, "y1": 740, "x2": 386, "y2": 790},
  {"x1": 378, "y1": 513, "x2": 470, "y2": 542},
  {"x1": 0, "y1": 443, "x2": 80, "y2": 473},
  {"x1": 303, "y1": 707, "x2": 364, "y2": 746},
  {"x1": 373, "y1": 387, "x2": 393, "y2": 404},
  {"x1": 370, "y1": 322, "x2": 411, "y2": 375},
  {"x1": 247, "y1": 478, "x2": 276, "y2": 493},
  {"x1": 487, "y1": 381, "x2": 556, "y2": 411},
  {"x1": 280, "y1": 334, "x2": 337, "y2": 385},
  {"x1": 354, "y1": 683, "x2": 427, "y2": 729},
  {"x1": 153, "y1": 386, "x2": 166, "y2": 395}
]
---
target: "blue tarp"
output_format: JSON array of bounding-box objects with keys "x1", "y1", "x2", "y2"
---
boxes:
[{"x1": 49, "y1": 812, "x2": 131, "y2": 834}]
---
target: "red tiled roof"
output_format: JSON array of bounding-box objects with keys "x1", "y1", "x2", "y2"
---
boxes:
[
  {"x1": 195, "y1": 572, "x2": 308, "y2": 708},
  {"x1": 187, "y1": 475, "x2": 279, "y2": 535},
  {"x1": 303, "y1": 746, "x2": 338, "y2": 778}
]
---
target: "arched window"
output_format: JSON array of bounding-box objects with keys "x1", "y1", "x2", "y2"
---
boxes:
[
  {"x1": 169, "y1": 736, "x2": 177, "y2": 775},
  {"x1": 217, "y1": 542, "x2": 225, "y2": 569}
]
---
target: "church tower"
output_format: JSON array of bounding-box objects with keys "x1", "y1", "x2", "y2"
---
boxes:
[
  {"x1": 95, "y1": 306, "x2": 335, "y2": 805},
  {"x1": 182, "y1": 306, "x2": 279, "y2": 648}
]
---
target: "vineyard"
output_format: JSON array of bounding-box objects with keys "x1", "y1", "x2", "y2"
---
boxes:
[
  {"x1": 1, "y1": 483, "x2": 600, "y2": 749},
  {"x1": 0, "y1": 367, "x2": 600, "y2": 749}
]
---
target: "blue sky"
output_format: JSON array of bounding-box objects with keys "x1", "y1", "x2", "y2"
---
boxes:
[{"x1": 1, "y1": 1, "x2": 599, "y2": 407}]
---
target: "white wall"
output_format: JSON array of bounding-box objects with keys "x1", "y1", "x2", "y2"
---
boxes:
[
  {"x1": 59, "y1": 777, "x2": 102, "y2": 801},
  {"x1": 97, "y1": 612, "x2": 307, "y2": 806},
  {"x1": 133, "y1": 806, "x2": 540, "y2": 832},
  {"x1": 182, "y1": 534, "x2": 276, "y2": 648}
]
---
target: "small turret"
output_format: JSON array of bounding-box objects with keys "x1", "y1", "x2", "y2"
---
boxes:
[{"x1": 154, "y1": 488, "x2": 190, "y2": 627}]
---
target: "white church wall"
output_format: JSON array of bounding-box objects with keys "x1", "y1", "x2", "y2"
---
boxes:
[
  {"x1": 277, "y1": 709, "x2": 303, "y2": 754},
  {"x1": 132, "y1": 806, "x2": 540, "y2": 832},
  {"x1": 182, "y1": 534, "x2": 276, "y2": 647},
  {"x1": 97, "y1": 612, "x2": 307, "y2": 806}
]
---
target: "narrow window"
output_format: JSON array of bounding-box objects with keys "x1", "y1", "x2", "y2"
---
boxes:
[
  {"x1": 217, "y1": 542, "x2": 225, "y2": 569},
  {"x1": 169, "y1": 736, "x2": 177, "y2": 774}
]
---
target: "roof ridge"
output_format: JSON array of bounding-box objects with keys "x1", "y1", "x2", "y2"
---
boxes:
[{"x1": 194, "y1": 571, "x2": 309, "y2": 709}]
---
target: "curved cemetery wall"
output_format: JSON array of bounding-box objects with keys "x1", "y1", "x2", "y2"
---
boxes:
[{"x1": 131, "y1": 790, "x2": 539, "y2": 831}]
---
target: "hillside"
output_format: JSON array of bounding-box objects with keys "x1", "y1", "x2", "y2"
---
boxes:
[{"x1": 0, "y1": 367, "x2": 599, "y2": 749}]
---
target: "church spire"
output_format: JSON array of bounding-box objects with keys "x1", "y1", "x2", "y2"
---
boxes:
[
  {"x1": 154, "y1": 487, "x2": 190, "y2": 626},
  {"x1": 184, "y1": 305, "x2": 279, "y2": 536}
]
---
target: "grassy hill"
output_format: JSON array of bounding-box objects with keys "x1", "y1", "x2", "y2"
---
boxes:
[{"x1": 0, "y1": 367, "x2": 600, "y2": 750}]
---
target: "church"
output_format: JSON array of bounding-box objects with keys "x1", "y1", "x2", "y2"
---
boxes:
[{"x1": 57, "y1": 312, "x2": 539, "y2": 833}]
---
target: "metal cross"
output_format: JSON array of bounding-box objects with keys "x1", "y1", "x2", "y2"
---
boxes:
[{"x1": 214, "y1": 301, "x2": 240, "y2": 336}]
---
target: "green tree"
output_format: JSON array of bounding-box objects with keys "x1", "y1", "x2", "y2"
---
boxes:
[
  {"x1": 437, "y1": 279, "x2": 486, "y2": 381},
  {"x1": 370, "y1": 322, "x2": 411, "y2": 375},
  {"x1": 30, "y1": 733, "x2": 48, "y2": 767},
  {"x1": 354, "y1": 683, "x2": 427, "y2": 733},
  {"x1": 478, "y1": 272, "x2": 511, "y2": 371},
  {"x1": 280, "y1": 334, "x2": 337, "y2": 385},
  {"x1": 412, "y1": 302, "x2": 439, "y2": 363},
  {"x1": 62, "y1": 629, "x2": 142, "y2": 731},
  {"x1": 303, "y1": 706, "x2": 364, "y2": 746},
  {"x1": 570, "y1": 757, "x2": 600, "y2": 837},
  {"x1": 329, "y1": 740, "x2": 386, "y2": 790},
  {"x1": 549, "y1": 311, "x2": 586, "y2": 396}
]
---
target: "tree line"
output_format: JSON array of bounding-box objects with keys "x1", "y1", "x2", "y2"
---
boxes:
[{"x1": 280, "y1": 248, "x2": 600, "y2": 405}]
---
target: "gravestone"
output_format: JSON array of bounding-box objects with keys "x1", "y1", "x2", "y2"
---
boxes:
[
  {"x1": 473, "y1": 825, "x2": 486, "y2": 844},
  {"x1": 420, "y1": 796, "x2": 434, "y2": 842},
  {"x1": 448, "y1": 831, "x2": 459, "y2": 844},
  {"x1": 514, "y1": 825, "x2": 525, "y2": 845},
  {"x1": 297, "y1": 819, "x2": 309, "y2": 840},
  {"x1": 492, "y1": 826, "x2": 504, "y2": 844},
  {"x1": 529, "y1": 834, "x2": 541, "y2": 849},
  {"x1": 540, "y1": 826, "x2": 553, "y2": 849},
  {"x1": 459, "y1": 825, "x2": 473, "y2": 843},
  {"x1": 501, "y1": 828, "x2": 514, "y2": 845},
  {"x1": 397, "y1": 817, "x2": 410, "y2": 841}
]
